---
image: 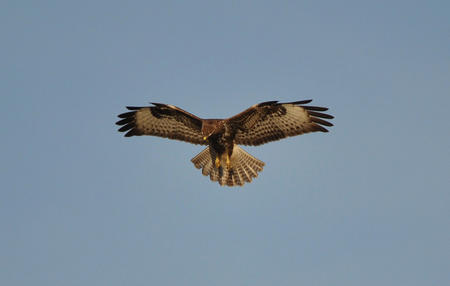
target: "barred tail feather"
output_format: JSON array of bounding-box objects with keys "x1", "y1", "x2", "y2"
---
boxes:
[{"x1": 191, "y1": 145, "x2": 265, "y2": 187}]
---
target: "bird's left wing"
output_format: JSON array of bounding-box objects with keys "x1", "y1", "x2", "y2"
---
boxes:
[
  {"x1": 116, "y1": 103, "x2": 206, "y2": 145},
  {"x1": 228, "y1": 100, "x2": 334, "y2": 146}
]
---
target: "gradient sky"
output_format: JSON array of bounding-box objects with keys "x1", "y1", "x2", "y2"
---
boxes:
[{"x1": 1, "y1": 0, "x2": 449, "y2": 285}]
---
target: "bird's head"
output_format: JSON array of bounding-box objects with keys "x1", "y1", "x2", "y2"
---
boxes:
[{"x1": 201, "y1": 119, "x2": 222, "y2": 141}]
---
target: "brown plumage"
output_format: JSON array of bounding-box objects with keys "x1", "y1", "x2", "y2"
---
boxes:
[{"x1": 116, "y1": 100, "x2": 333, "y2": 186}]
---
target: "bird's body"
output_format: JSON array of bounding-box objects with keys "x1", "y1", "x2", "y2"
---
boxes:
[
  {"x1": 202, "y1": 119, "x2": 233, "y2": 168},
  {"x1": 116, "y1": 100, "x2": 333, "y2": 186}
]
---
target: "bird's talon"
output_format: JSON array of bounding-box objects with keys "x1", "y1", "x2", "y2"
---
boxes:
[{"x1": 215, "y1": 157, "x2": 221, "y2": 168}]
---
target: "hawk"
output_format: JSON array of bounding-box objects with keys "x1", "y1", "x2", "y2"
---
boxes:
[{"x1": 116, "y1": 100, "x2": 333, "y2": 186}]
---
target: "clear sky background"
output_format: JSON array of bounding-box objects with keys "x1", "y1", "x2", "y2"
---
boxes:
[{"x1": 1, "y1": 0, "x2": 449, "y2": 285}]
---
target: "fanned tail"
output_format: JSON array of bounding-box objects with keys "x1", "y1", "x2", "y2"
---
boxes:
[{"x1": 191, "y1": 145, "x2": 265, "y2": 186}]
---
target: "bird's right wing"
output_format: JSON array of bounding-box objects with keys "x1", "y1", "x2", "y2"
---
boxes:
[{"x1": 116, "y1": 103, "x2": 207, "y2": 145}]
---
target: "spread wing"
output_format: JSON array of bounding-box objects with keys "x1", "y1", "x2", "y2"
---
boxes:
[
  {"x1": 116, "y1": 103, "x2": 206, "y2": 145},
  {"x1": 228, "y1": 100, "x2": 334, "y2": 146}
]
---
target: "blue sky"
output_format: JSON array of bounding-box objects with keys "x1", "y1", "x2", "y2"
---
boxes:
[{"x1": 1, "y1": 0, "x2": 449, "y2": 285}]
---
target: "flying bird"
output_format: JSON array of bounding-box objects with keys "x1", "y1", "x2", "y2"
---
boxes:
[{"x1": 116, "y1": 100, "x2": 333, "y2": 186}]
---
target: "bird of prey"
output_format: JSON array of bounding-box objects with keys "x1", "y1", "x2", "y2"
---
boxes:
[{"x1": 116, "y1": 100, "x2": 333, "y2": 186}]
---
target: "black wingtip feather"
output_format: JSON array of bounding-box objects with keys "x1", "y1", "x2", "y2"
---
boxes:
[
  {"x1": 308, "y1": 111, "x2": 334, "y2": 119},
  {"x1": 303, "y1": 106, "x2": 329, "y2": 112},
  {"x1": 150, "y1": 102, "x2": 167, "y2": 107},
  {"x1": 312, "y1": 123, "x2": 329, "y2": 132},
  {"x1": 126, "y1": 106, "x2": 142, "y2": 110},
  {"x1": 116, "y1": 117, "x2": 134, "y2": 125},
  {"x1": 124, "y1": 129, "x2": 138, "y2": 137},
  {"x1": 311, "y1": 117, "x2": 333, "y2": 127},
  {"x1": 118, "y1": 111, "x2": 137, "y2": 118},
  {"x1": 118, "y1": 123, "x2": 135, "y2": 132},
  {"x1": 258, "y1": 100, "x2": 279, "y2": 107},
  {"x1": 291, "y1": 99, "x2": 313, "y2": 105}
]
